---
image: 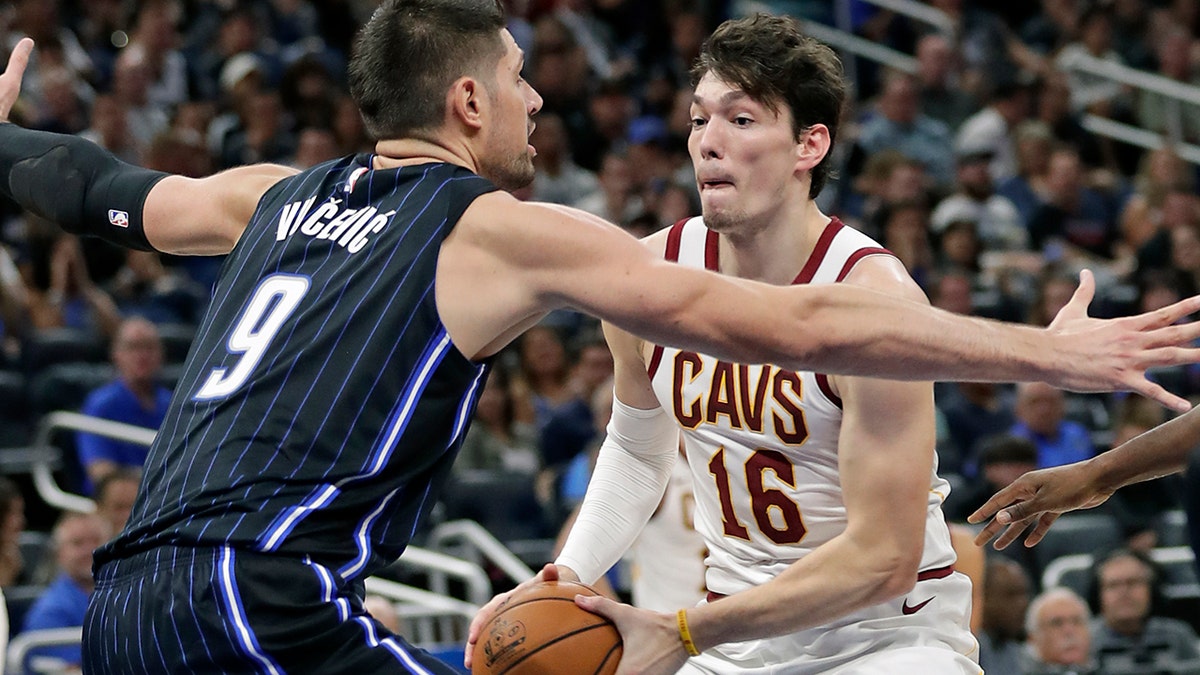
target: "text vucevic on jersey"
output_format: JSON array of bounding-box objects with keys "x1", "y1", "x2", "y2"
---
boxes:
[{"x1": 276, "y1": 196, "x2": 396, "y2": 253}]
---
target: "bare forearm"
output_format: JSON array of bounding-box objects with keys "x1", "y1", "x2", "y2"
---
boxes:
[
  {"x1": 688, "y1": 534, "x2": 911, "y2": 649},
  {"x1": 1092, "y1": 407, "x2": 1200, "y2": 490},
  {"x1": 745, "y1": 284, "x2": 1045, "y2": 384}
]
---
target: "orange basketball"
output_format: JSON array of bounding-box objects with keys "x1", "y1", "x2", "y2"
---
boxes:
[{"x1": 471, "y1": 580, "x2": 623, "y2": 675}]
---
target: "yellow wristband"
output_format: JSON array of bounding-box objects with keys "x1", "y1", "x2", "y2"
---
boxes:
[{"x1": 676, "y1": 608, "x2": 700, "y2": 656}]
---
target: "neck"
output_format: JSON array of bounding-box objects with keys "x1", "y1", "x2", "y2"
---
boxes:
[
  {"x1": 717, "y1": 199, "x2": 830, "y2": 285},
  {"x1": 373, "y1": 136, "x2": 476, "y2": 174},
  {"x1": 1109, "y1": 617, "x2": 1143, "y2": 636}
]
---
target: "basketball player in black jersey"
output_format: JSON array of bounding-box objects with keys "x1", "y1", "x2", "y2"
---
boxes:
[{"x1": 0, "y1": 1, "x2": 1199, "y2": 673}]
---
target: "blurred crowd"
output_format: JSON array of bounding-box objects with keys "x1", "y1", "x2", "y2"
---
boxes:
[{"x1": 3, "y1": 0, "x2": 1200, "y2": 672}]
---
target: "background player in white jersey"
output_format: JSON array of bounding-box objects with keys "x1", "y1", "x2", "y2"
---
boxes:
[{"x1": 470, "y1": 14, "x2": 980, "y2": 675}]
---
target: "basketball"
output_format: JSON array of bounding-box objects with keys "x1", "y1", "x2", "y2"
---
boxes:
[{"x1": 471, "y1": 580, "x2": 623, "y2": 675}]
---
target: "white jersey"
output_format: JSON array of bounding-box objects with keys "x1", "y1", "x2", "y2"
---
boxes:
[
  {"x1": 627, "y1": 453, "x2": 708, "y2": 612},
  {"x1": 647, "y1": 217, "x2": 977, "y2": 674}
]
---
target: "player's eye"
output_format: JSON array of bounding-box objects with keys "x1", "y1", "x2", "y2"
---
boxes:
[{"x1": 689, "y1": 117, "x2": 706, "y2": 129}]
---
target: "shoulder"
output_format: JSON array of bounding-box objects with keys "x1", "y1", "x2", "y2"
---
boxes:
[
  {"x1": 838, "y1": 253, "x2": 928, "y2": 305},
  {"x1": 84, "y1": 381, "x2": 126, "y2": 409}
]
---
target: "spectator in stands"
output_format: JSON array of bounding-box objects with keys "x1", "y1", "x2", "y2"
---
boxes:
[
  {"x1": 1056, "y1": 6, "x2": 1128, "y2": 116},
  {"x1": 573, "y1": 149, "x2": 642, "y2": 225},
  {"x1": 0, "y1": 243, "x2": 30, "y2": 362},
  {"x1": 1023, "y1": 587, "x2": 1099, "y2": 675},
  {"x1": 93, "y1": 469, "x2": 140, "y2": 538},
  {"x1": 1020, "y1": 0, "x2": 1079, "y2": 58},
  {"x1": 25, "y1": 235, "x2": 121, "y2": 341},
  {"x1": 1089, "y1": 549, "x2": 1200, "y2": 670},
  {"x1": 529, "y1": 111, "x2": 599, "y2": 206},
  {"x1": 538, "y1": 335, "x2": 614, "y2": 474},
  {"x1": 1036, "y1": 71, "x2": 1107, "y2": 171},
  {"x1": 111, "y1": 45, "x2": 170, "y2": 158},
  {"x1": 107, "y1": 249, "x2": 207, "y2": 325},
  {"x1": 997, "y1": 120, "x2": 1055, "y2": 228},
  {"x1": 1028, "y1": 267, "x2": 1080, "y2": 327},
  {"x1": 978, "y1": 558, "x2": 1031, "y2": 675},
  {"x1": 931, "y1": 217, "x2": 982, "y2": 279},
  {"x1": 1121, "y1": 148, "x2": 1193, "y2": 255},
  {"x1": 76, "y1": 317, "x2": 170, "y2": 494},
  {"x1": 937, "y1": 382, "x2": 1016, "y2": 478},
  {"x1": 928, "y1": 269, "x2": 975, "y2": 318},
  {"x1": 290, "y1": 126, "x2": 341, "y2": 169},
  {"x1": 944, "y1": 433, "x2": 1037, "y2": 521},
  {"x1": 1168, "y1": 220, "x2": 1200, "y2": 297},
  {"x1": 1011, "y1": 381, "x2": 1096, "y2": 469},
  {"x1": 454, "y1": 365, "x2": 539, "y2": 476},
  {"x1": 0, "y1": 475, "x2": 25, "y2": 587},
  {"x1": 851, "y1": 150, "x2": 931, "y2": 238},
  {"x1": 955, "y1": 75, "x2": 1031, "y2": 184},
  {"x1": 1028, "y1": 145, "x2": 1121, "y2": 261},
  {"x1": 78, "y1": 93, "x2": 139, "y2": 165},
  {"x1": 1137, "y1": 27, "x2": 1200, "y2": 144},
  {"x1": 931, "y1": 141, "x2": 1027, "y2": 251},
  {"x1": 915, "y1": 33, "x2": 977, "y2": 131},
  {"x1": 856, "y1": 69, "x2": 955, "y2": 188},
  {"x1": 877, "y1": 199, "x2": 935, "y2": 287},
  {"x1": 125, "y1": 0, "x2": 189, "y2": 111},
  {"x1": 19, "y1": 511, "x2": 109, "y2": 668}
]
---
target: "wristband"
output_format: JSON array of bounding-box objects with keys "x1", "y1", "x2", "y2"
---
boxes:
[{"x1": 676, "y1": 609, "x2": 700, "y2": 657}]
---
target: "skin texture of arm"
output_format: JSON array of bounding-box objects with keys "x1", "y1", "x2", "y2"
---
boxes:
[
  {"x1": 971, "y1": 405, "x2": 1200, "y2": 549},
  {"x1": 438, "y1": 195, "x2": 1200, "y2": 410},
  {"x1": 142, "y1": 167, "x2": 299, "y2": 255}
]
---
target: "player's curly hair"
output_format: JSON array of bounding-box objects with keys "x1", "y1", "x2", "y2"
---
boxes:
[
  {"x1": 691, "y1": 14, "x2": 846, "y2": 199},
  {"x1": 349, "y1": 0, "x2": 507, "y2": 141}
]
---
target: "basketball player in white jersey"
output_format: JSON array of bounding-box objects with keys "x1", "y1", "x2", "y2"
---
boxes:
[{"x1": 469, "y1": 14, "x2": 980, "y2": 675}]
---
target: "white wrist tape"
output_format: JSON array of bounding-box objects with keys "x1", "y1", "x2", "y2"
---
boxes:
[{"x1": 555, "y1": 396, "x2": 679, "y2": 584}]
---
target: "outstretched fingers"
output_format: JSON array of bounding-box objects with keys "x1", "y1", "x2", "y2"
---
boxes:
[
  {"x1": 1128, "y1": 294, "x2": 1200, "y2": 332},
  {"x1": 1126, "y1": 375, "x2": 1191, "y2": 413},
  {"x1": 0, "y1": 38, "x2": 32, "y2": 123}
]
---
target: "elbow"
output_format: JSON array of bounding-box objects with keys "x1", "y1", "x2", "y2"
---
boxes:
[{"x1": 867, "y1": 548, "x2": 922, "y2": 604}]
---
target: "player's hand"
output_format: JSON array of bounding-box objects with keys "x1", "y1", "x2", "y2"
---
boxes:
[
  {"x1": 575, "y1": 595, "x2": 688, "y2": 675},
  {"x1": 464, "y1": 563, "x2": 579, "y2": 670},
  {"x1": 0, "y1": 38, "x2": 32, "y2": 124},
  {"x1": 968, "y1": 461, "x2": 1114, "y2": 550},
  {"x1": 1044, "y1": 269, "x2": 1200, "y2": 412}
]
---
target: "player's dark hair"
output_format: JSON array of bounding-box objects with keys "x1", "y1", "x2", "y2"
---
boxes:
[
  {"x1": 348, "y1": 0, "x2": 507, "y2": 141},
  {"x1": 691, "y1": 13, "x2": 845, "y2": 199}
]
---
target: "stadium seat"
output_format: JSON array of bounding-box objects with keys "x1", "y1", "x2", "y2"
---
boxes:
[
  {"x1": 29, "y1": 362, "x2": 114, "y2": 418},
  {"x1": 438, "y1": 470, "x2": 548, "y2": 543},
  {"x1": 3, "y1": 584, "x2": 46, "y2": 639},
  {"x1": 1033, "y1": 512, "x2": 1124, "y2": 576},
  {"x1": 155, "y1": 322, "x2": 196, "y2": 365},
  {"x1": 1156, "y1": 510, "x2": 1190, "y2": 549},
  {"x1": 0, "y1": 370, "x2": 30, "y2": 446},
  {"x1": 20, "y1": 328, "x2": 107, "y2": 375}
]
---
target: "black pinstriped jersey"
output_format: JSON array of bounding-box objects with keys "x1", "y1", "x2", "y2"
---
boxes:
[{"x1": 97, "y1": 156, "x2": 498, "y2": 580}]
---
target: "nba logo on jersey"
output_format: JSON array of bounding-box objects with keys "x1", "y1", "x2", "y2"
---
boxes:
[{"x1": 108, "y1": 209, "x2": 130, "y2": 228}]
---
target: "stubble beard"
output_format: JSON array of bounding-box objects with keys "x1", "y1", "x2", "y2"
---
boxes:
[{"x1": 484, "y1": 151, "x2": 536, "y2": 192}]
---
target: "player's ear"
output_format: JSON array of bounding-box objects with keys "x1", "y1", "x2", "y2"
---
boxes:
[
  {"x1": 448, "y1": 76, "x2": 485, "y2": 131},
  {"x1": 794, "y1": 124, "x2": 831, "y2": 174}
]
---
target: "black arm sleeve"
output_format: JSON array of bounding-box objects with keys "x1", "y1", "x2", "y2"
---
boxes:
[{"x1": 0, "y1": 123, "x2": 169, "y2": 251}]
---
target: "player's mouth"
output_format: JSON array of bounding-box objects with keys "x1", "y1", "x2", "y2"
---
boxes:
[{"x1": 700, "y1": 179, "x2": 734, "y2": 191}]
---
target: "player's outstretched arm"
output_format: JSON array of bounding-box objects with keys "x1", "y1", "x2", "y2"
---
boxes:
[
  {"x1": 0, "y1": 38, "x2": 296, "y2": 256},
  {"x1": 970, "y1": 405, "x2": 1200, "y2": 549},
  {"x1": 441, "y1": 195, "x2": 1200, "y2": 411}
]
